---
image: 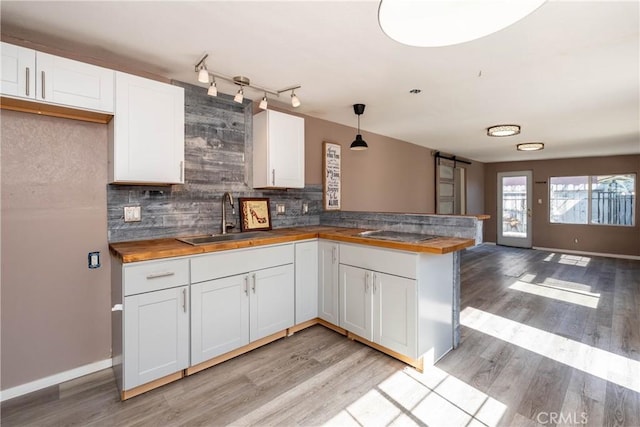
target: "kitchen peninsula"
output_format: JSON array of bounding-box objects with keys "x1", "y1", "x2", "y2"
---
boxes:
[{"x1": 110, "y1": 224, "x2": 476, "y2": 400}]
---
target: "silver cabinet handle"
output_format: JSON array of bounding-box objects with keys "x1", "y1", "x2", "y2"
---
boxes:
[
  {"x1": 244, "y1": 275, "x2": 249, "y2": 296},
  {"x1": 182, "y1": 288, "x2": 187, "y2": 313},
  {"x1": 146, "y1": 271, "x2": 175, "y2": 279},
  {"x1": 332, "y1": 246, "x2": 337, "y2": 264},
  {"x1": 252, "y1": 273, "x2": 257, "y2": 293},
  {"x1": 41, "y1": 71, "x2": 45, "y2": 99},
  {"x1": 364, "y1": 272, "x2": 369, "y2": 293},
  {"x1": 272, "y1": 169, "x2": 275, "y2": 186},
  {"x1": 373, "y1": 273, "x2": 377, "y2": 294},
  {"x1": 25, "y1": 67, "x2": 30, "y2": 96}
]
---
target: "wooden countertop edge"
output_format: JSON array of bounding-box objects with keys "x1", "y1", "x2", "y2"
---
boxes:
[{"x1": 110, "y1": 227, "x2": 476, "y2": 263}]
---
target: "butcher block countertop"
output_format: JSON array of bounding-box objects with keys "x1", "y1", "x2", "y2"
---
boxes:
[{"x1": 109, "y1": 226, "x2": 476, "y2": 263}]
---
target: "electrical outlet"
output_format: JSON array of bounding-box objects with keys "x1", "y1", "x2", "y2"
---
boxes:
[
  {"x1": 276, "y1": 204, "x2": 286, "y2": 215},
  {"x1": 302, "y1": 203, "x2": 309, "y2": 214},
  {"x1": 124, "y1": 206, "x2": 141, "y2": 222}
]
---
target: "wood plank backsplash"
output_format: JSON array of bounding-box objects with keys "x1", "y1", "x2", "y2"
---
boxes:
[{"x1": 107, "y1": 81, "x2": 321, "y2": 242}]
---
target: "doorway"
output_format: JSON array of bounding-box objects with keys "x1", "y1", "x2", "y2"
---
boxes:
[{"x1": 497, "y1": 171, "x2": 532, "y2": 248}]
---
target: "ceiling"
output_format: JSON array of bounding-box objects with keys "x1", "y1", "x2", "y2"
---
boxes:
[{"x1": 1, "y1": 1, "x2": 638, "y2": 163}]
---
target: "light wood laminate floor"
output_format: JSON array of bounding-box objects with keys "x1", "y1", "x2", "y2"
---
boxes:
[{"x1": 2, "y1": 245, "x2": 639, "y2": 426}]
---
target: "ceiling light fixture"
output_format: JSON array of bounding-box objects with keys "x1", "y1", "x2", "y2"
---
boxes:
[
  {"x1": 207, "y1": 80, "x2": 217, "y2": 97},
  {"x1": 290, "y1": 90, "x2": 301, "y2": 108},
  {"x1": 234, "y1": 87, "x2": 244, "y2": 104},
  {"x1": 378, "y1": 0, "x2": 546, "y2": 47},
  {"x1": 350, "y1": 103, "x2": 368, "y2": 151},
  {"x1": 193, "y1": 54, "x2": 301, "y2": 110},
  {"x1": 259, "y1": 93, "x2": 268, "y2": 110},
  {"x1": 517, "y1": 142, "x2": 544, "y2": 151},
  {"x1": 487, "y1": 124, "x2": 521, "y2": 137}
]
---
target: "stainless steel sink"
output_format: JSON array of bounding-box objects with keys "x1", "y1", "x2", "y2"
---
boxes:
[
  {"x1": 357, "y1": 230, "x2": 438, "y2": 243},
  {"x1": 177, "y1": 231, "x2": 271, "y2": 245}
]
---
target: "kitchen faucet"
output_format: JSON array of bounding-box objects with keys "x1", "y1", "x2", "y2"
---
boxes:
[{"x1": 221, "y1": 192, "x2": 235, "y2": 234}]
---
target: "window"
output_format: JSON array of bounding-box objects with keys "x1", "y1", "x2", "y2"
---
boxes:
[{"x1": 550, "y1": 174, "x2": 635, "y2": 226}]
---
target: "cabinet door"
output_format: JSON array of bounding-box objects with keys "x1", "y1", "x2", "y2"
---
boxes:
[
  {"x1": 35, "y1": 52, "x2": 114, "y2": 112},
  {"x1": 269, "y1": 111, "x2": 304, "y2": 188},
  {"x1": 191, "y1": 275, "x2": 250, "y2": 365},
  {"x1": 1, "y1": 42, "x2": 35, "y2": 99},
  {"x1": 339, "y1": 264, "x2": 372, "y2": 340},
  {"x1": 295, "y1": 241, "x2": 318, "y2": 324},
  {"x1": 123, "y1": 286, "x2": 189, "y2": 390},
  {"x1": 250, "y1": 264, "x2": 295, "y2": 342},
  {"x1": 253, "y1": 110, "x2": 304, "y2": 188},
  {"x1": 373, "y1": 272, "x2": 417, "y2": 358},
  {"x1": 111, "y1": 71, "x2": 185, "y2": 184},
  {"x1": 318, "y1": 241, "x2": 339, "y2": 325}
]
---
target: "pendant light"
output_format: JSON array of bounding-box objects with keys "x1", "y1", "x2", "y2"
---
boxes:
[{"x1": 350, "y1": 104, "x2": 368, "y2": 151}]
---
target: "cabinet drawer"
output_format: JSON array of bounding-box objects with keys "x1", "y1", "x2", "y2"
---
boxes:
[
  {"x1": 191, "y1": 244, "x2": 294, "y2": 283},
  {"x1": 339, "y1": 243, "x2": 417, "y2": 279},
  {"x1": 124, "y1": 258, "x2": 189, "y2": 296}
]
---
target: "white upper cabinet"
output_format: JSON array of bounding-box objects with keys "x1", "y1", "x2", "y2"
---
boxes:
[
  {"x1": 109, "y1": 71, "x2": 185, "y2": 184},
  {"x1": 253, "y1": 109, "x2": 305, "y2": 188},
  {"x1": 1, "y1": 42, "x2": 114, "y2": 113}
]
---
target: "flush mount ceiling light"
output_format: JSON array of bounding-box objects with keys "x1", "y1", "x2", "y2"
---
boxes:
[
  {"x1": 487, "y1": 124, "x2": 521, "y2": 137},
  {"x1": 378, "y1": 0, "x2": 546, "y2": 47},
  {"x1": 194, "y1": 54, "x2": 301, "y2": 108},
  {"x1": 350, "y1": 103, "x2": 368, "y2": 151},
  {"x1": 517, "y1": 142, "x2": 544, "y2": 151}
]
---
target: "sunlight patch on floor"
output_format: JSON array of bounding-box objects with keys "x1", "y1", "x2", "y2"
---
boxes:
[
  {"x1": 543, "y1": 253, "x2": 591, "y2": 267},
  {"x1": 509, "y1": 280, "x2": 600, "y2": 308},
  {"x1": 461, "y1": 307, "x2": 639, "y2": 393},
  {"x1": 324, "y1": 365, "x2": 507, "y2": 427}
]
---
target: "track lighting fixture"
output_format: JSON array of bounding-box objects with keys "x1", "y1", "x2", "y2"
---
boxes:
[
  {"x1": 193, "y1": 53, "x2": 301, "y2": 110},
  {"x1": 259, "y1": 93, "x2": 268, "y2": 110},
  {"x1": 234, "y1": 87, "x2": 244, "y2": 104},
  {"x1": 351, "y1": 104, "x2": 368, "y2": 151}
]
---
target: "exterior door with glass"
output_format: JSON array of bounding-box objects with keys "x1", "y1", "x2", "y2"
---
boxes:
[{"x1": 497, "y1": 171, "x2": 533, "y2": 248}]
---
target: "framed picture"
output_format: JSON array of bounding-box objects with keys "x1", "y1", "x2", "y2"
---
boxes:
[
  {"x1": 239, "y1": 198, "x2": 272, "y2": 231},
  {"x1": 323, "y1": 141, "x2": 341, "y2": 210}
]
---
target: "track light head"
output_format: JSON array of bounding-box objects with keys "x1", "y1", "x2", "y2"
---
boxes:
[
  {"x1": 291, "y1": 91, "x2": 301, "y2": 108},
  {"x1": 259, "y1": 94, "x2": 268, "y2": 110},
  {"x1": 207, "y1": 81, "x2": 217, "y2": 97},
  {"x1": 234, "y1": 87, "x2": 244, "y2": 103},
  {"x1": 198, "y1": 65, "x2": 209, "y2": 84}
]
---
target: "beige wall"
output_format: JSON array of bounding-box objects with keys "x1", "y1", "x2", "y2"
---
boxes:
[
  {"x1": 484, "y1": 154, "x2": 640, "y2": 256},
  {"x1": 303, "y1": 114, "x2": 485, "y2": 214},
  {"x1": 1, "y1": 110, "x2": 111, "y2": 390}
]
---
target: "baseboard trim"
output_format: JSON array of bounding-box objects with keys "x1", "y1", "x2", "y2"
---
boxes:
[
  {"x1": 532, "y1": 246, "x2": 640, "y2": 260},
  {"x1": 483, "y1": 242, "x2": 638, "y2": 260},
  {"x1": 0, "y1": 358, "x2": 113, "y2": 402}
]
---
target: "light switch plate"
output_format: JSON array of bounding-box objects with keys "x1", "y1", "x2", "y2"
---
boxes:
[
  {"x1": 302, "y1": 203, "x2": 309, "y2": 214},
  {"x1": 276, "y1": 204, "x2": 286, "y2": 215},
  {"x1": 124, "y1": 206, "x2": 141, "y2": 222}
]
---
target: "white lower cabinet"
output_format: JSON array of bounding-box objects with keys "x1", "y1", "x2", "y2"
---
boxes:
[
  {"x1": 190, "y1": 244, "x2": 295, "y2": 366},
  {"x1": 123, "y1": 286, "x2": 189, "y2": 390},
  {"x1": 113, "y1": 257, "x2": 190, "y2": 394},
  {"x1": 339, "y1": 264, "x2": 417, "y2": 357},
  {"x1": 338, "y1": 243, "x2": 452, "y2": 364},
  {"x1": 318, "y1": 240, "x2": 339, "y2": 324},
  {"x1": 190, "y1": 274, "x2": 249, "y2": 365},
  {"x1": 295, "y1": 240, "x2": 318, "y2": 324}
]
